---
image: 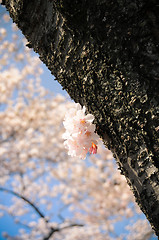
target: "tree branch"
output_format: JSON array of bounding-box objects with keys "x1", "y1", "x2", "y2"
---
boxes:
[
  {"x1": 43, "y1": 223, "x2": 84, "y2": 240},
  {"x1": 0, "y1": 187, "x2": 47, "y2": 221},
  {"x1": 0, "y1": 187, "x2": 84, "y2": 240}
]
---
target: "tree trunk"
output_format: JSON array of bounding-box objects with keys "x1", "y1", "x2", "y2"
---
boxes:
[{"x1": 2, "y1": 0, "x2": 159, "y2": 236}]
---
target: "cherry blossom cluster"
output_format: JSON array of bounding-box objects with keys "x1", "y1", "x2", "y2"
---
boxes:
[{"x1": 63, "y1": 103, "x2": 99, "y2": 159}]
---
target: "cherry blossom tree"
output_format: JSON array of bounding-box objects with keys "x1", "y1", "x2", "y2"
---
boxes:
[
  {"x1": 2, "y1": 0, "x2": 159, "y2": 235},
  {"x1": 0, "y1": 9, "x2": 157, "y2": 240}
]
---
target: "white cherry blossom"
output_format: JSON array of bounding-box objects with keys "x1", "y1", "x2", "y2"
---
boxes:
[{"x1": 63, "y1": 103, "x2": 99, "y2": 159}]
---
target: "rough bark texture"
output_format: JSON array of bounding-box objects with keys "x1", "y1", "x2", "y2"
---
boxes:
[{"x1": 2, "y1": 0, "x2": 159, "y2": 236}]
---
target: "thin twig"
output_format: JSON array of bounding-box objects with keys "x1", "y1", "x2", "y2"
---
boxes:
[
  {"x1": 0, "y1": 187, "x2": 84, "y2": 240},
  {"x1": 0, "y1": 187, "x2": 47, "y2": 221},
  {"x1": 43, "y1": 223, "x2": 84, "y2": 240}
]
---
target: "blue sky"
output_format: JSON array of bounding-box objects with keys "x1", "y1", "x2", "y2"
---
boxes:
[{"x1": 0, "y1": 5, "x2": 69, "y2": 239}]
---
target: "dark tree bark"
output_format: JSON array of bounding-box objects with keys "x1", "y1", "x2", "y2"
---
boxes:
[{"x1": 2, "y1": 0, "x2": 159, "y2": 236}]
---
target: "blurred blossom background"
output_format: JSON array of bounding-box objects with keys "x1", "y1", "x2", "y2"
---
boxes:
[{"x1": 0, "y1": 4, "x2": 157, "y2": 240}]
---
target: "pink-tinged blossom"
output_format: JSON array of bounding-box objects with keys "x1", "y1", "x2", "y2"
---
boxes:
[
  {"x1": 63, "y1": 103, "x2": 99, "y2": 159},
  {"x1": 89, "y1": 142, "x2": 97, "y2": 154}
]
